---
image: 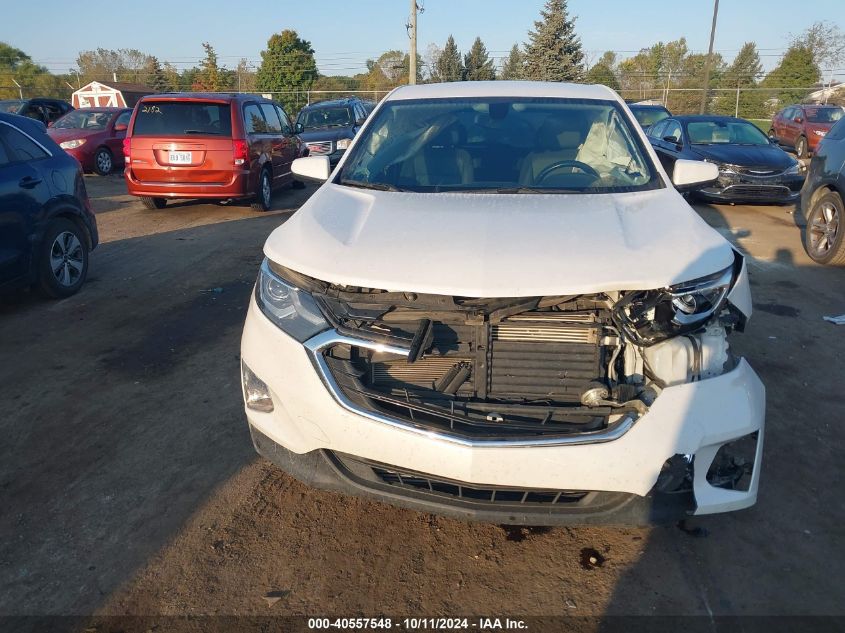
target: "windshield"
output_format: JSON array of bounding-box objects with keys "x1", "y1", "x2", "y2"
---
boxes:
[
  {"x1": 338, "y1": 97, "x2": 659, "y2": 193},
  {"x1": 0, "y1": 100, "x2": 25, "y2": 114},
  {"x1": 632, "y1": 107, "x2": 669, "y2": 127},
  {"x1": 804, "y1": 107, "x2": 843, "y2": 124},
  {"x1": 131, "y1": 101, "x2": 232, "y2": 136},
  {"x1": 687, "y1": 120, "x2": 769, "y2": 146},
  {"x1": 54, "y1": 110, "x2": 112, "y2": 130},
  {"x1": 298, "y1": 106, "x2": 353, "y2": 130}
]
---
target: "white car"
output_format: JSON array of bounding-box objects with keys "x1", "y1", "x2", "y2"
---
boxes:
[{"x1": 240, "y1": 82, "x2": 764, "y2": 525}]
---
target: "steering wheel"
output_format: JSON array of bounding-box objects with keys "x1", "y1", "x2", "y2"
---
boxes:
[{"x1": 535, "y1": 160, "x2": 600, "y2": 184}]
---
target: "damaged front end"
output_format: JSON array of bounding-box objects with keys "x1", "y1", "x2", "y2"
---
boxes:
[{"x1": 259, "y1": 253, "x2": 751, "y2": 450}]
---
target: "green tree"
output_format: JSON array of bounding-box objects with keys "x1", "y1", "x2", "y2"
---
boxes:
[
  {"x1": 585, "y1": 51, "x2": 619, "y2": 90},
  {"x1": 148, "y1": 57, "x2": 168, "y2": 92},
  {"x1": 763, "y1": 44, "x2": 820, "y2": 105},
  {"x1": 192, "y1": 42, "x2": 221, "y2": 91},
  {"x1": 0, "y1": 41, "x2": 70, "y2": 99},
  {"x1": 464, "y1": 37, "x2": 495, "y2": 81},
  {"x1": 523, "y1": 0, "x2": 585, "y2": 82},
  {"x1": 499, "y1": 44, "x2": 524, "y2": 80},
  {"x1": 435, "y1": 35, "x2": 464, "y2": 82},
  {"x1": 256, "y1": 29, "x2": 318, "y2": 113},
  {"x1": 713, "y1": 42, "x2": 765, "y2": 117}
]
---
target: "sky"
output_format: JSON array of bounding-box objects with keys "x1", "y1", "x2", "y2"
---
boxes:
[{"x1": 2, "y1": 0, "x2": 844, "y2": 76}]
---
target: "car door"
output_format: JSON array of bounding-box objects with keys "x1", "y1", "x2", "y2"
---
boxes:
[
  {"x1": 242, "y1": 102, "x2": 270, "y2": 189},
  {"x1": 0, "y1": 122, "x2": 52, "y2": 284},
  {"x1": 648, "y1": 119, "x2": 674, "y2": 173},
  {"x1": 107, "y1": 110, "x2": 131, "y2": 160},
  {"x1": 783, "y1": 107, "x2": 802, "y2": 145},
  {"x1": 259, "y1": 103, "x2": 287, "y2": 189},
  {"x1": 275, "y1": 104, "x2": 299, "y2": 170}
]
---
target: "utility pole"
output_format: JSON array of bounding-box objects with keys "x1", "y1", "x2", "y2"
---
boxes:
[
  {"x1": 699, "y1": 0, "x2": 719, "y2": 114},
  {"x1": 408, "y1": 0, "x2": 418, "y2": 85}
]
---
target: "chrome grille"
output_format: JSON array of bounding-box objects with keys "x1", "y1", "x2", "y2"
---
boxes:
[{"x1": 306, "y1": 141, "x2": 333, "y2": 155}]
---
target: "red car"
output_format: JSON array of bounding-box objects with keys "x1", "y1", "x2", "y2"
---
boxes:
[
  {"x1": 47, "y1": 107, "x2": 132, "y2": 175},
  {"x1": 769, "y1": 104, "x2": 844, "y2": 158},
  {"x1": 123, "y1": 93, "x2": 303, "y2": 211}
]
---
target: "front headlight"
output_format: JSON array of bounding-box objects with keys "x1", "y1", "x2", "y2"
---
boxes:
[
  {"x1": 785, "y1": 162, "x2": 807, "y2": 175},
  {"x1": 336, "y1": 138, "x2": 352, "y2": 150},
  {"x1": 255, "y1": 259, "x2": 328, "y2": 342},
  {"x1": 613, "y1": 265, "x2": 735, "y2": 346},
  {"x1": 60, "y1": 139, "x2": 86, "y2": 149},
  {"x1": 812, "y1": 129, "x2": 827, "y2": 137}
]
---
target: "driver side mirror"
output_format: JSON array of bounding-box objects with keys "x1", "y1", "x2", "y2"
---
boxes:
[
  {"x1": 672, "y1": 159, "x2": 718, "y2": 191},
  {"x1": 793, "y1": 116, "x2": 803, "y2": 124},
  {"x1": 355, "y1": 117, "x2": 366, "y2": 127},
  {"x1": 114, "y1": 123, "x2": 128, "y2": 132},
  {"x1": 292, "y1": 156, "x2": 331, "y2": 183},
  {"x1": 294, "y1": 122, "x2": 304, "y2": 134}
]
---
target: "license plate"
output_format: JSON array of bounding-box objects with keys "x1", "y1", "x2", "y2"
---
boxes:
[{"x1": 168, "y1": 151, "x2": 192, "y2": 164}]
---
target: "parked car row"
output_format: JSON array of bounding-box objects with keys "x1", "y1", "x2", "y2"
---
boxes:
[{"x1": 0, "y1": 98, "x2": 74, "y2": 126}]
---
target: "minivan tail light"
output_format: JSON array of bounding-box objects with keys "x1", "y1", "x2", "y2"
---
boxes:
[
  {"x1": 233, "y1": 139, "x2": 249, "y2": 166},
  {"x1": 122, "y1": 137, "x2": 130, "y2": 160}
]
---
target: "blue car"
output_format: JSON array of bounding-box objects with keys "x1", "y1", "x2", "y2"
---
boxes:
[
  {"x1": 0, "y1": 112, "x2": 98, "y2": 298},
  {"x1": 647, "y1": 115, "x2": 806, "y2": 204},
  {"x1": 801, "y1": 116, "x2": 845, "y2": 265}
]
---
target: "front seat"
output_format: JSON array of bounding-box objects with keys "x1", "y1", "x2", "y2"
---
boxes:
[
  {"x1": 408, "y1": 124, "x2": 473, "y2": 187},
  {"x1": 519, "y1": 116, "x2": 586, "y2": 186}
]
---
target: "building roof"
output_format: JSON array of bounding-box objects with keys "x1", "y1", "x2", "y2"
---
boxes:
[
  {"x1": 76, "y1": 80, "x2": 153, "y2": 94},
  {"x1": 387, "y1": 81, "x2": 619, "y2": 102}
]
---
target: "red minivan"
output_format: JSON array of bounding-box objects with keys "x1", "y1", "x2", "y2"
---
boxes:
[{"x1": 123, "y1": 93, "x2": 303, "y2": 211}]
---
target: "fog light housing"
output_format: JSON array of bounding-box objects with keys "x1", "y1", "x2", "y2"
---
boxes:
[
  {"x1": 241, "y1": 361, "x2": 274, "y2": 412},
  {"x1": 706, "y1": 431, "x2": 758, "y2": 491}
]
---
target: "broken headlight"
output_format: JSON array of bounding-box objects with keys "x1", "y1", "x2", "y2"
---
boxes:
[
  {"x1": 255, "y1": 258, "x2": 329, "y2": 342},
  {"x1": 613, "y1": 266, "x2": 734, "y2": 346}
]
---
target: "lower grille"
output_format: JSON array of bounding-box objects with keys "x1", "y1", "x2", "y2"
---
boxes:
[
  {"x1": 305, "y1": 141, "x2": 333, "y2": 155},
  {"x1": 723, "y1": 184, "x2": 792, "y2": 199}
]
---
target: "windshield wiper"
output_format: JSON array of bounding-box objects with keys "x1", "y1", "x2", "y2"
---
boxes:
[
  {"x1": 184, "y1": 129, "x2": 222, "y2": 135},
  {"x1": 340, "y1": 179, "x2": 404, "y2": 192},
  {"x1": 494, "y1": 187, "x2": 587, "y2": 194}
]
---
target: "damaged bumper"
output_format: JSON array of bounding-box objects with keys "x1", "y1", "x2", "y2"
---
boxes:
[{"x1": 241, "y1": 294, "x2": 765, "y2": 523}]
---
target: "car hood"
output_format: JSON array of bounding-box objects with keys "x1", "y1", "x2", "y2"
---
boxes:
[
  {"x1": 264, "y1": 184, "x2": 735, "y2": 297},
  {"x1": 298, "y1": 127, "x2": 355, "y2": 143},
  {"x1": 690, "y1": 143, "x2": 795, "y2": 169},
  {"x1": 47, "y1": 127, "x2": 103, "y2": 143}
]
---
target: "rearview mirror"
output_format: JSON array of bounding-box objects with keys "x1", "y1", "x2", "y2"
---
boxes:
[
  {"x1": 114, "y1": 123, "x2": 128, "y2": 132},
  {"x1": 292, "y1": 156, "x2": 331, "y2": 183},
  {"x1": 672, "y1": 159, "x2": 718, "y2": 191}
]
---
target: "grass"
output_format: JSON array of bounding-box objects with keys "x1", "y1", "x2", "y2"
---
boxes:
[{"x1": 749, "y1": 119, "x2": 772, "y2": 133}]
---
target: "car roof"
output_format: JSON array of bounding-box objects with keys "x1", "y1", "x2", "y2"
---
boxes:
[
  {"x1": 0, "y1": 111, "x2": 49, "y2": 136},
  {"x1": 629, "y1": 103, "x2": 669, "y2": 110},
  {"x1": 672, "y1": 115, "x2": 750, "y2": 124},
  {"x1": 140, "y1": 92, "x2": 272, "y2": 103},
  {"x1": 386, "y1": 81, "x2": 620, "y2": 102},
  {"x1": 302, "y1": 98, "x2": 359, "y2": 109},
  {"x1": 71, "y1": 107, "x2": 129, "y2": 113}
]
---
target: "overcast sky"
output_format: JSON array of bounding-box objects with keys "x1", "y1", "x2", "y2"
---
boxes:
[{"x1": 3, "y1": 0, "x2": 845, "y2": 76}]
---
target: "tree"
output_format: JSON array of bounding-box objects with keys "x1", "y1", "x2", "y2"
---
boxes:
[
  {"x1": 791, "y1": 22, "x2": 845, "y2": 80},
  {"x1": 0, "y1": 41, "x2": 70, "y2": 100},
  {"x1": 523, "y1": 0, "x2": 585, "y2": 82},
  {"x1": 763, "y1": 45, "x2": 821, "y2": 105},
  {"x1": 585, "y1": 62, "x2": 620, "y2": 91},
  {"x1": 435, "y1": 35, "x2": 464, "y2": 82},
  {"x1": 162, "y1": 62, "x2": 182, "y2": 92},
  {"x1": 193, "y1": 42, "x2": 221, "y2": 91},
  {"x1": 464, "y1": 37, "x2": 495, "y2": 81},
  {"x1": 148, "y1": 57, "x2": 168, "y2": 93},
  {"x1": 713, "y1": 42, "x2": 766, "y2": 117},
  {"x1": 236, "y1": 59, "x2": 257, "y2": 92},
  {"x1": 256, "y1": 30, "x2": 318, "y2": 113},
  {"x1": 75, "y1": 48, "x2": 153, "y2": 83},
  {"x1": 499, "y1": 44, "x2": 524, "y2": 80},
  {"x1": 424, "y1": 43, "x2": 443, "y2": 82}
]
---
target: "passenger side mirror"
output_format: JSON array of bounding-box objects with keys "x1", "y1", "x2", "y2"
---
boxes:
[
  {"x1": 672, "y1": 159, "x2": 718, "y2": 191},
  {"x1": 294, "y1": 122, "x2": 304, "y2": 134},
  {"x1": 292, "y1": 156, "x2": 331, "y2": 183},
  {"x1": 114, "y1": 123, "x2": 128, "y2": 132},
  {"x1": 793, "y1": 116, "x2": 803, "y2": 124},
  {"x1": 663, "y1": 135, "x2": 679, "y2": 144},
  {"x1": 355, "y1": 117, "x2": 366, "y2": 127}
]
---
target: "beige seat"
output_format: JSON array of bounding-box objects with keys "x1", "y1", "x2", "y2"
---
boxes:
[
  {"x1": 403, "y1": 125, "x2": 473, "y2": 187},
  {"x1": 519, "y1": 117, "x2": 587, "y2": 186}
]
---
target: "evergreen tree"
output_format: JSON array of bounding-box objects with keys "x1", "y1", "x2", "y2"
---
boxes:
[
  {"x1": 435, "y1": 35, "x2": 464, "y2": 82},
  {"x1": 523, "y1": 0, "x2": 585, "y2": 82},
  {"x1": 585, "y1": 62, "x2": 620, "y2": 91},
  {"x1": 499, "y1": 44, "x2": 524, "y2": 80},
  {"x1": 193, "y1": 43, "x2": 220, "y2": 91},
  {"x1": 464, "y1": 37, "x2": 495, "y2": 81},
  {"x1": 149, "y1": 57, "x2": 168, "y2": 93},
  {"x1": 763, "y1": 44, "x2": 821, "y2": 105},
  {"x1": 714, "y1": 42, "x2": 766, "y2": 117},
  {"x1": 257, "y1": 30, "x2": 318, "y2": 113}
]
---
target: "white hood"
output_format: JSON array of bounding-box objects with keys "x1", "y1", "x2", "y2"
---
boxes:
[{"x1": 263, "y1": 184, "x2": 734, "y2": 297}]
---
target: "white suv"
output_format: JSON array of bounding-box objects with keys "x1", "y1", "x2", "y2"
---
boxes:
[{"x1": 240, "y1": 82, "x2": 764, "y2": 525}]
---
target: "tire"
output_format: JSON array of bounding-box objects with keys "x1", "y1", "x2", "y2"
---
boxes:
[
  {"x1": 93, "y1": 147, "x2": 113, "y2": 176},
  {"x1": 292, "y1": 179, "x2": 306, "y2": 190},
  {"x1": 795, "y1": 135, "x2": 808, "y2": 159},
  {"x1": 251, "y1": 168, "x2": 272, "y2": 211},
  {"x1": 37, "y1": 218, "x2": 89, "y2": 299},
  {"x1": 141, "y1": 197, "x2": 167, "y2": 210},
  {"x1": 805, "y1": 190, "x2": 845, "y2": 265}
]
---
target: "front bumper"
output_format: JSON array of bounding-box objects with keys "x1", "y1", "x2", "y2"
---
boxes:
[
  {"x1": 241, "y1": 297, "x2": 765, "y2": 521},
  {"x1": 696, "y1": 179, "x2": 803, "y2": 204}
]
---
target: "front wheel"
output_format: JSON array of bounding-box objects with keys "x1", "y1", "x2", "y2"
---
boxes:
[
  {"x1": 805, "y1": 191, "x2": 845, "y2": 265},
  {"x1": 251, "y1": 168, "x2": 272, "y2": 211},
  {"x1": 37, "y1": 218, "x2": 89, "y2": 298},
  {"x1": 141, "y1": 197, "x2": 167, "y2": 210},
  {"x1": 795, "y1": 135, "x2": 808, "y2": 159},
  {"x1": 94, "y1": 147, "x2": 113, "y2": 175}
]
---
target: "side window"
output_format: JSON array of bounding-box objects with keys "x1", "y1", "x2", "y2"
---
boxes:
[
  {"x1": 784, "y1": 107, "x2": 796, "y2": 120},
  {"x1": 114, "y1": 111, "x2": 132, "y2": 128},
  {"x1": 259, "y1": 103, "x2": 282, "y2": 133},
  {"x1": 42, "y1": 102, "x2": 64, "y2": 123},
  {"x1": 243, "y1": 104, "x2": 268, "y2": 134},
  {"x1": 827, "y1": 117, "x2": 845, "y2": 141},
  {"x1": 663, "y1": 120, "x2": 682, "y2": 142},
  {"x1": 275, "y1": 105, "x2": 292, "y2": 134},
  {"x1": 649, "y1": 120, "x2": 667, "y2": 139},
  {"x1": 0, "y1": 124, "x2": 50, "y2": 161},
  {"x1": 23, "y1": 105, "x2": 46, "y2": 124}
]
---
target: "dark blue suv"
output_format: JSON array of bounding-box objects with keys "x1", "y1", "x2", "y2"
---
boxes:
[
  {"x1": 295, "y1": 97, "x2": 375, "y2": 166},
  {"x1": 0, "y1": 112, "x2": 98, "y2": 298}
]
